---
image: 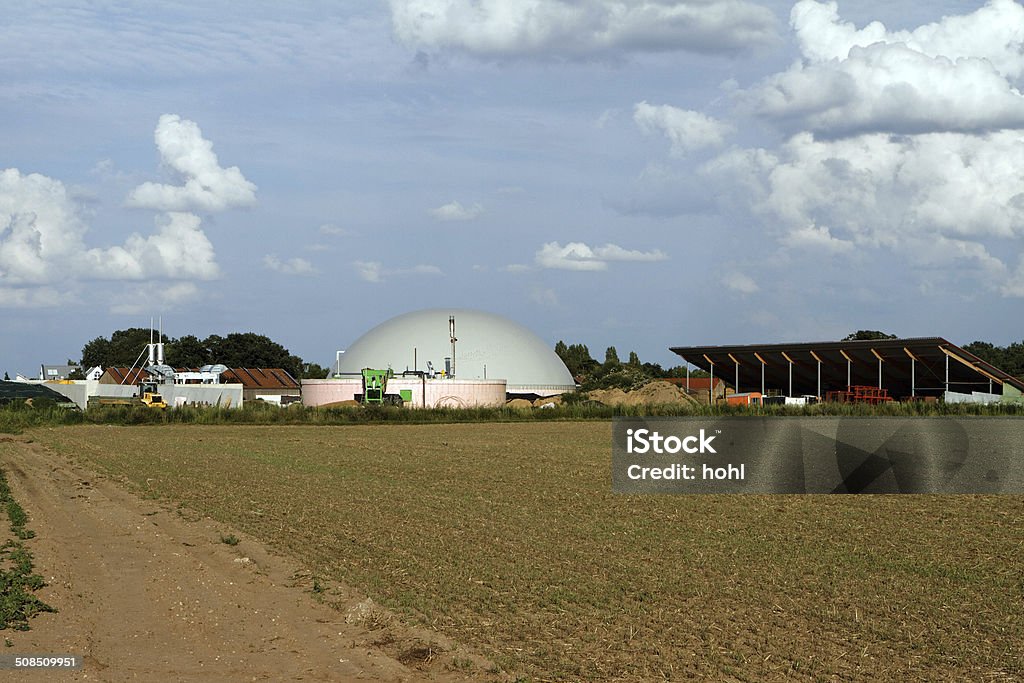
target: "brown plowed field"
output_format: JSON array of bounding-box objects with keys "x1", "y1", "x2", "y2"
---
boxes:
[
  {"x1": 0, "y1": 435, "x2": 490, "y2": 682},
  {"x1": 1, "y1": 423, "x2": 1022, "y2": 681}
]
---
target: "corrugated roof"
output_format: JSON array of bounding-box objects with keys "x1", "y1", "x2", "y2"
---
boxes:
[
  {"x1": 220, "y1": 368, "x2": 299, "y2": 389},
  {"x1": 100, "y1": 367, "x2": 152, "y2": 385},
  {"x1": 99, "y1": 366, "x2": 298, "y2": 389}
]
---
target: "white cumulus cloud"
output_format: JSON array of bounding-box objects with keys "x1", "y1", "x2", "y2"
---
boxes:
[
  {"x1": 703, "y1": 130, "x2": 1024, "y2": 293},
  {"x1": 0, "y1": 169, "x2": 88, "y2": 285},
  {"x1": 634, "y1": 102, "x2": 732, "y2": 155},
  {"x1": 85, "y1": 212, "x2": 220, "y2": 281},
  {"x1": 126, "y1": 114, "x2": 257, "y2": 212},
  {"x1": 430, "y1": 200, "x2": 484, "y2": 221},
  {"x1": 693, "y1": 2, "x2": 1024, "y2": 297},
  {"x1": 780, "y1": 224, "x2": 855, "y2": 253},
  {"x1": 747, "y1": 0, "x2": 1024, "y2": 136},
  {"x1": 1, "y1": 170, "x2": 220, "y2": 290},
  {"x1": 790, "y1": 0, "x2": 1024, "y2": 74},
  {"x1": 388, "y1": 0, "x2": 779, "y2": 59},
  {"x1": 0, "y1": 114, "x2": 258, "y2": 307},
  {"x1": 263, "y1": 254, "x2": 317, "y2": 276},
  {"x1": 535, "y1": 241, "x2": 667, "y2": 270}
]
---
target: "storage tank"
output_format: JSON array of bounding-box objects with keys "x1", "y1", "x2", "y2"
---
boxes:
[
  {"x1": 301, "y1": 377, "x2": 507, "y2": 408},
  {"x1": 328, "y1": 308, "x2": 575, "y2": 397}
]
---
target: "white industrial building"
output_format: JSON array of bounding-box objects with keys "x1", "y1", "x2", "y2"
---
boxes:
[{"x1": 303, "y1": 308, "x2": 576, "y2": 407}]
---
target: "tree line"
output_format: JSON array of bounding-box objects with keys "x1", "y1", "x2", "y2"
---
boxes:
[{"x1": 77, "y1": 328, "x2": 329, "y2": 380}]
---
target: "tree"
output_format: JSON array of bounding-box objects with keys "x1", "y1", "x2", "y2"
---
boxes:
[
  {"x1": 80, "y1": 328, "x2": 171, "y2": 368},
  {"x1": 554, "y1": 341, "x2": 597, "y2": 378},
  {"x1": 628, "y1": 351, "x2": 641, "y2": 367},
  {"x1": 206, "y1": 333, "x2": 302, "y2": 378},
  {"x1": 165, "y1": 335, "x2": 211, "y2": 368},
  {"x1": 79, "y1": 328, "x2": 305, "y2": 378},
  {"x1": 965, "y1": 339, "x2": 1024, "y2": 378},
  {"x1": 843, "y1": 330, "x2": 897, "y2": 341},
  {"x1": 300, "y1": 362, "x2": 329, "y2": 379},
  {"x1": 604, "y1": 346, "x2": 620, "y2": 366},
  {"x1": 3, "y1": 372, "x2": 8, "y2": 381}
]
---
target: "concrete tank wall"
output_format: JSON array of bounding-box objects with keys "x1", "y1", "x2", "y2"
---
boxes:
[{"x1": 302, "y1": 378, "x2": 507, "y2": 408}]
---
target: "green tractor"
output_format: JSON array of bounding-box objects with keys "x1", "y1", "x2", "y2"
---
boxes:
[{"x1": 360, "y1": 368, "x2": 405, "y2": 406}]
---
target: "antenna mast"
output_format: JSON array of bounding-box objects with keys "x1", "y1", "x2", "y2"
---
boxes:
[{"x1": 449, "y1": 315, "x2": 457, "y2": 379}]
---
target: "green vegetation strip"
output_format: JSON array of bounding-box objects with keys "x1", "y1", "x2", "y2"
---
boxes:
[
  {"x1": 2, "y1": 397, "x2": 1021, "y2": 435},
  {"x1": 37, "y1": 424, "x2": 1024, "y2": 680},
  {"x1": 0, "y1": 469, "x2": 55, "y2": 630}
]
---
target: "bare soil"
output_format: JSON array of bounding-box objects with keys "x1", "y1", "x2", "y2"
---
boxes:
[{"x1": 0, "y1": 436, "x2": 492, "y2": 682}]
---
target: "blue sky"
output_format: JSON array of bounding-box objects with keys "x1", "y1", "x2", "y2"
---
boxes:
[{"x1": 2, "y1": 0, "x2": 1022, "y2": 376}]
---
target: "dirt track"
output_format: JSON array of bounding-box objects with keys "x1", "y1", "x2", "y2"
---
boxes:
[{"x1": 0, "y1": 436, "x2": 484, "y2": 682}]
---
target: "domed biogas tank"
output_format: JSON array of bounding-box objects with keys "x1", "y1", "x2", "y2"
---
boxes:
[{"x1": 334, "y1": 309, "x2": 575, "y2": 397}]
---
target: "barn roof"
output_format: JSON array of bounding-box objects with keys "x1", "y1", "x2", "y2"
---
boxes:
[
  {"x1": 669, "y1": 337, "x2": 1024, "y2": 399},
  {"x1": 100, "y1": 366, "x2": 298, "y2": 389},
  {"x1": 219, "y1": 368, "x2": 299, "y2": 389}
]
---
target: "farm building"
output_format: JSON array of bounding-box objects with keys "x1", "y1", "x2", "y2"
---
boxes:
[
  {"x1": 325, "y1": 308, "x2": 575, "y2": 399},
  {"x1": 39, "y1": 364, "x2": 80, "y2": 381},
  {"x1": 670, "y1": 337, "x2": 1024, "y2": 404},
  {"x1": 220, "y1": 368, "x2": 300, "y2": 405}
]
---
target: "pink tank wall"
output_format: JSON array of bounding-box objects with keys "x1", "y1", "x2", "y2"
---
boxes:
[{"x1": 301, "y1": 378, "x2": 507, "y2": 408}]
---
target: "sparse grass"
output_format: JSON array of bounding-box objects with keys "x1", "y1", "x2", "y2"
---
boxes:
[
  {"x1": 219, "y1": 533, "x2": 240, "y2": 546},
  {"x1": 0, "y1": 469, "x2": 55, "y2": 630},
  {"x1": 33, "y1": 423, "x2": 1024, "y2": 680}
]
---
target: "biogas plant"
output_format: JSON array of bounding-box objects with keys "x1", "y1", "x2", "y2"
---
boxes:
[{"x1": 301, "y1": 309, "x2": 576, "y2": 409}]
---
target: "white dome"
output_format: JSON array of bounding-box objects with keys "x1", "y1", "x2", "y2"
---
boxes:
[{"x1": 336, "y1": 309, "x2": 575, "y2": 395}]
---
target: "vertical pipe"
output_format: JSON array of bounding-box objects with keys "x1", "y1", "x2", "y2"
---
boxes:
[
  {"x1": 878, "y1": 357, "x2": 882, "y2": 390},
  {"x1": 761, "y1": 361, "x2": 765, "y2": 396},
  {"x1": 735, "y1": 360, "x2": 739, "y2": 395},
  {"x1": 788, "y1": 361, "x2": 792, "y2": 398},
  {"x1": 710, "y1": 364, "x2": 714, "y2": 405},
  {"x1": 945, "y1": 353, "x2": 949, "y2": 395},
  {"x1": 911, "y1": 357, "x2": 916, "y2": 397},
  {"x1": 686, "y1": 364, "x2": 689, "y2": 392},
  {"x1": 817, "y1": 360, "x2": 821, "y2": 399},
  {"x1": 847, "y1": 358, "x2": 851, "y2": 388},
  {"x1": 449, "y1": 316, "x2": 457, "y2": 379}
]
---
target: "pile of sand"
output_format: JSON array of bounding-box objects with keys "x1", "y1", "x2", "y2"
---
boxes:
[
  {"x1": 588, "y1": 380, "x2": 698, "y2": 406},
  {"x1": 318, "y1": 400, "x2": 361, "y2": 408},
  {"x1": 506, "y1": 398, "x2": 534, "y2": 409},
  {"x1": 504, "y1": 382, "x2": 698, "y2": 409}
]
